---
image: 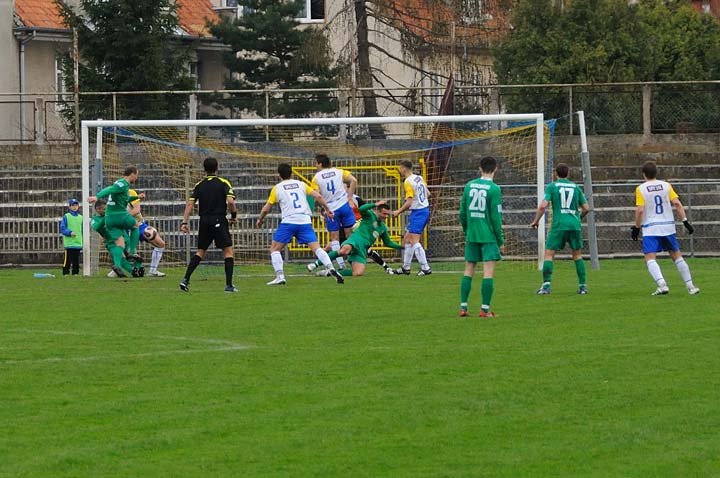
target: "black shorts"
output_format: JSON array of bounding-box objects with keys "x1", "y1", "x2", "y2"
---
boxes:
[{"x1": 197, "y1": 216, "x2": 232, "y2": 250}]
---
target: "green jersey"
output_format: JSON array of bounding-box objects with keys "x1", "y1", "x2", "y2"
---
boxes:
[
  {"x1": 96, "y1": 178, "x2": 138, "y2": 215},
  {"x1": 459, "y1": 178, "x2": 504, "y2": 246},
  {"x1": 91, "y1": 214, "x2": 112, "y2": 247},
  {"x1": 349, "y1": 203, "x2": 402, "y2": 250},
  {"x1": 544, "y1": 179, "x2": 587, "y2": 231}
]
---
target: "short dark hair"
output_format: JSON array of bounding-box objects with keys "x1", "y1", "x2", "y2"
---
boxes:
[
  {"x1": 203, "y1": 157, "x2": 218, "y2": 174},
  {"x1": 315, "y1": 154, "x2": 331, "y2": 168},
  {"x1": 399, "y1": 160, "x2": 413, "y2": 170},
  {"x1": 94, "y1": 199, "x2": 106, "y2": 210},
  {"x1": 278, "y1": 163, "x2": 292, "y2": 180},
  {"x1": 376, "y1": 202, "x2": 391, "y2": 211},
  {"x1": 555, "y1": 163, "x2": 570, "y2": 178},
  {"x1": 642, "y1": 161, "x2": 657, "y2": 179},
  {"x1": 480, "y1": 156, "x2": 497, "y2": 173},
  {"x1": 124, "y1": 166, "x2": 138, "y2": 176}
]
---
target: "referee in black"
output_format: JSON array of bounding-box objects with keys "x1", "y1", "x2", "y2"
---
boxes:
[{"x1": 179, "y1": 157, "x2": 238, "y2": 292}]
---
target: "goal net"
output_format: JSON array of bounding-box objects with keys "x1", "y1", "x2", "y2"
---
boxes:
[{"x1": 80, "y1": 115, "x2": 549, "y2": 276}]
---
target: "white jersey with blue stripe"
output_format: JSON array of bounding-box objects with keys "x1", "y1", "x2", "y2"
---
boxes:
[
  {"x1": 403, "y1": 174, "x2": 430, "y2": 210},
  {"x1": 636, "y1": 179, "x2": 678, "y2": 237}
]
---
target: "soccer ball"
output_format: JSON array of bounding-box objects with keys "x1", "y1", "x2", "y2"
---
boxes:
[{"x1": 143, "y1": 226, "x2": 157, "y2": 241}]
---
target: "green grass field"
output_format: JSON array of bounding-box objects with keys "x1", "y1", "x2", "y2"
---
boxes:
[{"x1": 1, "y1": 258, "x2": 719, "y2": 477}]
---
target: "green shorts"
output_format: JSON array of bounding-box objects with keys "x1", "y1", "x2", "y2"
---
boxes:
[
  {"x1": 465, "y1": 241, "x2": 502, "y2": 263},
  {"x1": 546, "y1": 229, "x2": 583, "y2": 251},
  {"x1": 104, "y1": 213, "x2": 137, "y2": 241},
  {"x1": 343, "y1": 237, "x2": 369, "y2": 264}
]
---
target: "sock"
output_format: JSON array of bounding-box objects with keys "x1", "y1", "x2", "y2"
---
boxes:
[
  {"x1": 674, "y1": 258, "x2": 694, "y2": 287},
  {"x1": 330, "y1": 240, "x2": 345, "y2": 269},
  {"x1": 412, "y1": 243, "x2": 429, "y2": 270},
  {"x1": 109, "y1": 245, "x2": 124, "y2": 268},
  {"x1": 150, "y1": 247, "x2": 164, "y2": 272},
  {"x1": 460, "y1": 275, "x2": 473, "y2": 309},
  {"x1": 120, "y1": 256, "x2": 134, "y2": 274},
  {"x1": 128, "y1": 227, "x2": 140, "y2": 254},
  {"x1": 314, "y1": 250, "x2": 339, "y2": 267},
  {"x1": 542, "y1": 260, "x2": 553, "y2": 285},
  {"x1": 315, "y1": 248, "x2": 334, "y2": 268},
  {"x1": 184, "y1": 254, "x2": 201, "y2": 281},
  {"x1": 574, "y1": 259, "x2": 586, "y2": 286},
  {"x1": 270, "y1": 251, "x2": 284, "y2": 278},
  {"x1": 646, "y1": 259, "x2": 666, "y2": 287},
  {"x1": 402, "y1": 244, "x2": 413, "y2": 269},
  {"x1": 481, "y1": 278, "x2": 494, "y2": 311},
  {"x1": 368, "y1": 249, "x2": 388, "y2": 269},
  {"x1": 224, "y1": 257, "x2": 234, "y2": 286},
  {"x1": 340, "y1": 268, "x2": 353, "y2": 277}
]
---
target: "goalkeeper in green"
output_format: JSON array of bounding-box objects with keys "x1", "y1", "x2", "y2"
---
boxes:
[
  {"x1": 459, "y1": 156, "x2": 505, "y2": 318},
  {"x1": 529, "y1": 163, "x2": 590, "y2": 295},
  {"x1": 88, "y1": 166, "x2": 144, "y2": 276},
  {"x1": 90, "y1": 199, "x2": 135, "y2": 278},
  {"x1": 309, "y1": 201, "x2": 402, "y2": 277}
]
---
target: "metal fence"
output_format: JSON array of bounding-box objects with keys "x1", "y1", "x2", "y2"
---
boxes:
[{"x1": 1, "y1": 80, "x2": 718, "y2": 143}]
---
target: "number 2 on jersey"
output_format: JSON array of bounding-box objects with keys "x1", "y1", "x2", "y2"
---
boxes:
[
  {"x1": 291, "y1": 192, "x2": 301, "y2": 209},
  {"x1": 469, "y1": 188, "x2": 487, "y2": 212}
]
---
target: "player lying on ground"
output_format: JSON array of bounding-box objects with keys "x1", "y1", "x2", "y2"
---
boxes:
[
  {"x1": 632, "y1": 160, "x2": 699, "y2": 296},
  {"x1": 309, "y1": 201, "x2": 403, "y2": 277},
  {"x1": 530, "y1": 163, "x2": 590, "y2": 295}
]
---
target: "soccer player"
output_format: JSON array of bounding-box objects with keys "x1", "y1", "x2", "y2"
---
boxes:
[
  {"x1": 90, "y1": 199, "x2": 135, "y2": 278},
  {"x1": 88, "y1": 166, "x2": 144, "y2": 277},
  {"x1": 458, "y1": 156, "x2": 504, "y2": 318},
  {"x1": 179, "y1": 157, "x2": 238, "y2": 293},
  {"x1": 632, "y1": 161, "x2": 699, "y2": 295},
  {"x1": 530, "y1": 163, "x2": 590, "y2": 295},
  {"x1": 256, "y1": 163, "x2": 343, "y2": 285},
  {"x1": 392, "y1": 159, "x2": 432, "y2": 276},
  {"x1": 309, "y1": 200, "x2": 402, "y2": 277},
  {"x1": 311, "y1": 154, "x2": 358, "y2": 270},
  {"x1": 128, "y1": 188, "x2": 166, "y2": 277},
  {"x1": 60, "y1": 198, "x2": 83, "y2": 276}
]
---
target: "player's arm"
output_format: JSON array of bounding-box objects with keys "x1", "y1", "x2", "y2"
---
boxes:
[
  {"x1": 379, "y1": 230, "x2": 403, "y2": 250},
  {"x1": 530, "y1": 200, "x2": 549, "y2": 228},
  {"x1": 180, "y1": 199, "x2": 195, "y2": 233},
  {"x1": 309, "y1": 189, "x2": 335, "y2": 221},
  {"x1": 342, "y1": 170, "x2": 358, "y2": 202},
  {"x1": 225, "y1": 183, "x2": 238, "y2": 224},
  {"x1": 459, "y1": 185, "x2": 468, "y2": 232},
  {"x1": 631, "y1": 186, "x2": 644, "y2": 240},
  {"x1": 393, "y1": 181, "x2": 414, "y2": 217},
  {"x1": 94, "y1": 182, "x2": 123, "y2": 200},
  {"x1": 489, "y1": 188, "x2": 505, "y2": 248},
  {"x1": 671, "y1": 197, "x2": 694, "y2": 234}
]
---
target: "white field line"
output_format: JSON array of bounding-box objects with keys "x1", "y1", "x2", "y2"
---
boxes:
[{"x1": 1, "y1": 329, "x2": 249, "y2": 365}]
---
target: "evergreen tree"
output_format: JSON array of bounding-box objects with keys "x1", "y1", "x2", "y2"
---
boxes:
[
  {"x1": 209, "y1": 0, "x2": 339, "y2": 121},
  {"x1": 56, "y1": 0, "x2": 194, "y2": 123}
]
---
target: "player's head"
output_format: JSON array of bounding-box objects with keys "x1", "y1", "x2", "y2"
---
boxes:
[
  {"x1": 480, "y1": 156, "x2": 498, "y2": 174},
  {"x1": 278, "y1": 163, "x2": 292, "y2": 180},
  {"x1": 94, "y1": 199, "x2": 106, "y2": 215},
  {"x1": 68, "y1": 198, "x2": 79, "y2": 211},
  {"x1": 398, "y1": 160, "x2": 413, "y2": 177},
  {"x1": 642, "y1": 161, "x2": 657, "y2": 180},
  {"x1": 315, "y1": 154, "x2": 331, "y2": 169},
  {"x1": 203, "y1": 157, "x2": 218, "y2": 174},
  {"x1": 124, "y1": 166, "x2": 138, "y2": 182},
  {"x1": 375, "y1": 202, "x2": 391, "y2": 220},
  {"x1": 555, "y1": 163, "x2": 570, "y2": 179}
]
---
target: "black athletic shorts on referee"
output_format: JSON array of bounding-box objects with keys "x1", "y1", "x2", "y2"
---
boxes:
[{"x1": 197, "y1": 215, "x2": 232, "y2": 250}]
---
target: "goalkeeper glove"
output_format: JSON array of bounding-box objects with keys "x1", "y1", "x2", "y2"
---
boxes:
[
  {"x1": 683, "y1": 220, "x2": 694, "y2": 235},
  {"x1": 630, "y1": 226, "x2": 640, "y2": 241}
]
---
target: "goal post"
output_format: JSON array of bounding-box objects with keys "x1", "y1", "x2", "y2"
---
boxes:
[{"x1": 80, "y1": 114, "x2": 547, "y2": 277}]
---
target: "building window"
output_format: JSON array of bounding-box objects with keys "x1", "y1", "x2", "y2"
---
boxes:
[
  {"x1": 297, "y1": 0, "x2": 324, "y2": 23},
  {"x1": 54, "y1": 56, "x2": 69, "y2": 112}
]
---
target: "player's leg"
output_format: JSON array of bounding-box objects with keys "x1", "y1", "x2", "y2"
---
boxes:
[
  {"x1": 409, "y1": 208, "x2": 431, "y2": 275},
  {"x1": 460, "y1": 241, "x2": 482, "y2": 316},
  {"x1": 180, "y1": 220, "x2": 211, "y2": 291},
  {"x1": 367, "y1": 248, "x2": 392, "y2": 274},
  {"x1": 479, "y1": 243, "x2": 502, "y2": 317},
  {"x1": 62, "y1": 249, "x2": 71, "y2": 276},
  {"x1": 148, "y1": 233, "x2": 166, "y2": 276},
  {"x1": 325, "y1": 211, "x2": 346, "y2": 270},
  {"x1": 668, "y1": 246, "x2": 699, "y2": 295},
  {"x1": 642, "y1": 236, "x2": 669, "y2": 295},
  {"x1": 571, "y1": 248, "x2": 588, "y2": 294},
  {"x1": 350, "y1": 261, "x2": 366, "y2": 276},
  {"x1": 267, "y1": 241, "x2": 287, "y2": 285},
  {"x1": 538, "y1": 249, "x2": 556, "y2": 294},
  {"x1": 71, "y1": 248, "x2": 81, "y2": 275},
  {"x1": 214, "y1": 219, "x2": 236, "y2": 292}
]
